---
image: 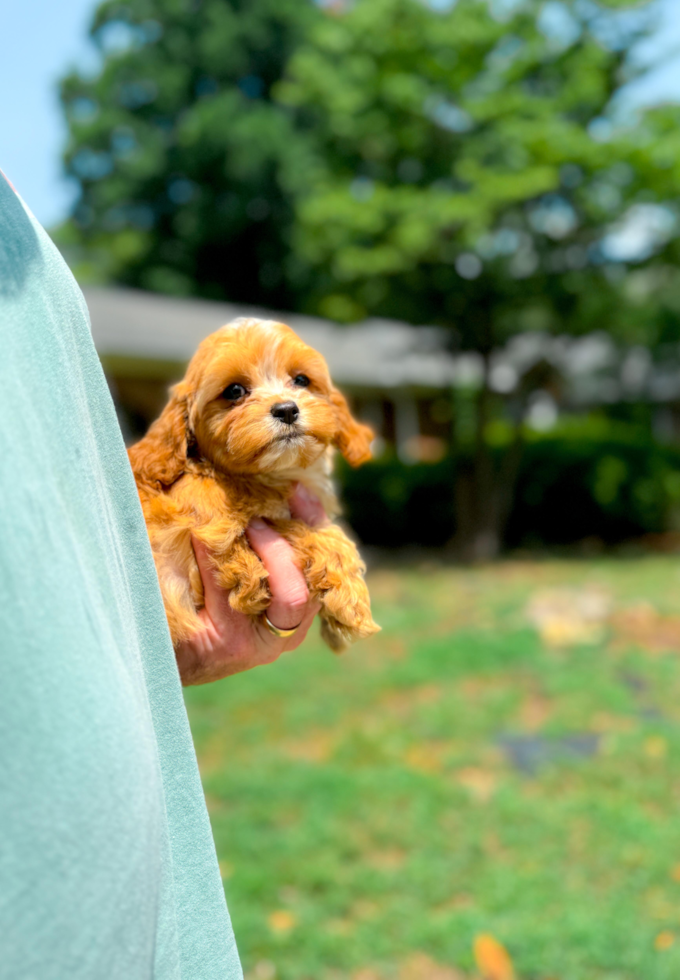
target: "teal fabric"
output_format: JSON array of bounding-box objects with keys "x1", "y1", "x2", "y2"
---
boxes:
[{"x1": 0, "y1": 176, "x2": 243, "y2": 980}]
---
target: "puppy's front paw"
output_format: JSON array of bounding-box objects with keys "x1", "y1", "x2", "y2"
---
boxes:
[
  {"x1": 303, "y1": 526, "x2": 380, "y2": 652},
  {"x1": 319, "y1": 578, "x2": 381, "y2": 652},
  {"x1": 212, "y1": 536, "x2": 270, "y2": 616}
]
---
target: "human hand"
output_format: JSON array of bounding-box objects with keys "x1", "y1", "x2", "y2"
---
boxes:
[{"x1": 175, "y1": 484, "x2": 327, "y2": 685}]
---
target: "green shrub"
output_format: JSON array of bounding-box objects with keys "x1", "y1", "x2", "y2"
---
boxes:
[
  {"x1": 338, "y1": 417, "x2": 680, "y2": 549},
  {"x1": 339, "y1": 453, "x2": 456, "y2": 548}
]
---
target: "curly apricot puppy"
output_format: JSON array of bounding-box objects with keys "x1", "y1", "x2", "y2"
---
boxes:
[{"x1": 128, "y1": 317, "x2": 380, "y2": 652}]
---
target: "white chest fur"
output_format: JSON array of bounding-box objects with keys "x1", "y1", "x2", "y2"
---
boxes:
[{"x1": 261, "y1": 448, "x2": 340, "y2": 521}]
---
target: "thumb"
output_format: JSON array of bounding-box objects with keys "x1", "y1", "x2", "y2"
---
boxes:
[
  {"x1": 246, "y1": 520, "x2": 310, "y2": 630},
  {"x1": 289, "y1": 483, "x2": 328, "y2": 527}
]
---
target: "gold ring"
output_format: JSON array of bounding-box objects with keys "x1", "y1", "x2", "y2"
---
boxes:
[{"x1": 261, "y1": 613, "x2": 301, "y2": 638}]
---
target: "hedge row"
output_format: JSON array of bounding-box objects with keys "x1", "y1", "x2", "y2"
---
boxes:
[{"x1": 338, "y1": 418, "x2": 680, "y2": 549}]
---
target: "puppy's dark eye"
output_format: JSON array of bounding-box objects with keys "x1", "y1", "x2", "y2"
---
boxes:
[
  {"x1": 292, "y1": 374, "x2": 310, "y2": 388},
  {"x1": 222, "y1": 383, "x2": 247, "y2": 401}
]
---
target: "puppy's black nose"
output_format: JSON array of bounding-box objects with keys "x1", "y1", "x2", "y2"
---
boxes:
[{"x1": 271, "y1": 400, "x2": 299, "y2": 425}]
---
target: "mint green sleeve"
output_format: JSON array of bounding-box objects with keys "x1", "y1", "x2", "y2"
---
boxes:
[{"x1": 0, "y1": 174, "x2": 243, "y2": 980}]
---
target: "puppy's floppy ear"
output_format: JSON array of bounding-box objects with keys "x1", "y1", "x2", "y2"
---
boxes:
[
  {"x1": 330, "y1": 386, "x2": 374, "y2": 467},
  {"x1": 128, "y1": 382, "x2": 192, "y2": 489}
]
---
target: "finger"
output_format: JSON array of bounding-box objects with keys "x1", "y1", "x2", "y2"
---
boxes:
[
  {"x1": 191, "y1": 536, "x2": 232, "y2": 621},
  {"x1": 246, "y1": 520, "x2": 309, "y2": 630},
  {"x1": 289, "y1": 483, "x2": 328, "y2": 527},
  {"x1": 283, "y1": 600, "x2": 322, "y2": 652}
]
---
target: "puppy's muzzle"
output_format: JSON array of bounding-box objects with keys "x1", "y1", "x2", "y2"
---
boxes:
[{"x1": 271, "y1": 401, "x2": 299, "y2": 426}]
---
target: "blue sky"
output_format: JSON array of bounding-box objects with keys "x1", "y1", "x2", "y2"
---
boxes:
[
  {"x1": 1, "y1": 0, "x2": 680, "y2": 230},
  {"x1": 0, "y1": 0, "x2": 98, "y2": 226}
]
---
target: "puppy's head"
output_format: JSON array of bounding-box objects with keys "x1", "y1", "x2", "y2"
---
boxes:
[{"x1": 131, "y1": 318, "x2": 374, "y2": 487}]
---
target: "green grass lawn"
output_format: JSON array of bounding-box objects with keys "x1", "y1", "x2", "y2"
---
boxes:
[{"x1": 184, "y1": 555, "x2": 680, "y2": 980}]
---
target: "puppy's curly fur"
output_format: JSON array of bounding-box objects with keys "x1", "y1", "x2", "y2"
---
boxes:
[{"x1": 128, "y1": 317, "x2": 380, "y2": 652}]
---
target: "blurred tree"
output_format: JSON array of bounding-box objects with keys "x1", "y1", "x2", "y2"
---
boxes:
[
  {"x1": 277, "y1": 0, "x2": 680, "y2": 557},
  {"x1": 59, "y1": 0, "x2": 318, "y2": 305}
]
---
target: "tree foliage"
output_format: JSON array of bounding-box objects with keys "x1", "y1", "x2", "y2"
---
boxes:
[
  {"x1": 59, "y1": 0, "x2": 680, "y2": 342},
  {"x1": 59, "y1": 0, "x2": 318, "y2": 305},
  {"x1": 278, "y1": 0, "x2": 680, "y2": 351}
]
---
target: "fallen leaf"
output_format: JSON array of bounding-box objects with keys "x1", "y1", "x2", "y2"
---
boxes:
[
  {"x1": 483, "y1": 831, "x2": 510, "y2": 858},
  {"x1": 434, "y1": 893, "x2": 474, "y2": 914},
  {"x1": 218, "y1": 860, "x2": 234, "y2": 880},
  {"x1": 352, "y1": 899, "x2": 379, "y2": 920},
  {"x1": 519, "y1": 692, "x2": 553, "y2": 731},
  {"x1": 268, "y1": 910, "x2": 297, "y2": 934},
  {"x1": 456, "y1": 768, "x2": 497, "y2": 802},
  {"x1": 326, "y1": 917, "x2": 354, "y2": 936},
  {"x1": 405, "y1": 743, "x2": 445, "y2": 774},
  {"x1": 645, "y1": 736, "x2": 668, "y2": 759},
  {"x1": 460, "y1": 677, "x2": 504, "y2": 697},
  {"x1": 249, "y1": 961, "x2": 276, "y2": 980},
  {"x1": 643, "y1": 885, "x2": 676, "y2": 921},
  {"x1": 366, "y1": 848, "x2": 406, "y2": 871},
  {"x1": 526, "y1": 588, "x2": 610, "y2": 648},
  {"x1": 590, "y1": 712, "x2": 636, "y2": 734},
  {"x1": 381, "y1": 684, "x2": 442, "y2": 718},
  {"x1": 655, "y1": 931, "x2": 675, "y2": 951},
  {"x1": 283, "y1": 730, "x2": 335, "y2": 763},
  {"x1": 399, "y1": 951, "x2": 465, "y2": 980},
  {"x1": 474, "y1": 934, "x2": 515, "y2": 980},
  {"x1": 611, "y1": 604, "x2": 680, "y2": 654}
]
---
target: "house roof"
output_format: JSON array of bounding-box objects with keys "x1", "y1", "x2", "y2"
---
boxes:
[
  {"x1": 83, "y1": 286, "x2": 677, "y2": 406},
  {"x1": 83, "y1": 287, "x2": 458, "y2": 391}
]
